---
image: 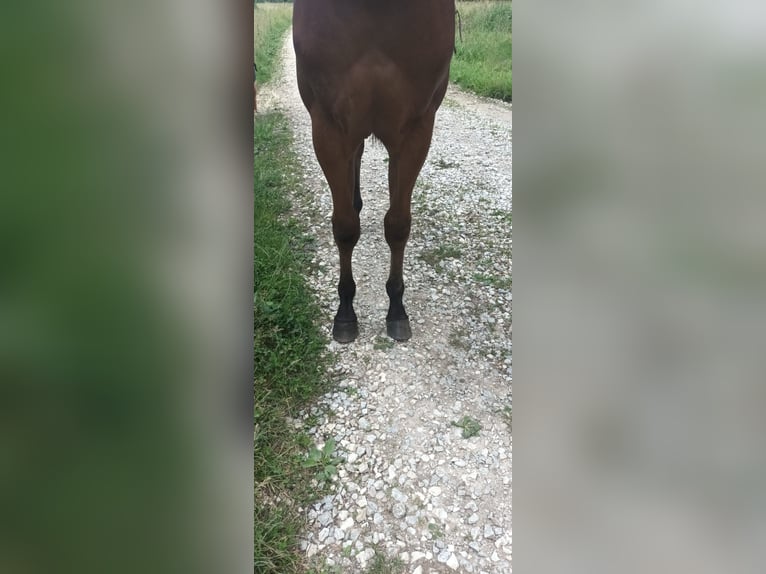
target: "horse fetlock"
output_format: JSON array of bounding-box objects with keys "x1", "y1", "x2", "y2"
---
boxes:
[
  {"x1": 385, "y1": 278, "x2": 405, "y2": 300},
  {"x1": 385, "y1": 281, "x2": 408, "y2": 323},
  {"x1": 337, "y1": 277, "x2": 356, "y2": 299}
]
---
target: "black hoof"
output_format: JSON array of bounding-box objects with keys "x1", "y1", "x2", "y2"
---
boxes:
[
  {"x1": 333, "y1": 320, "x2": 359, "y2": 344},
  {"x1": 386, "y1": 318, "x2": 412, "y2": 342}
]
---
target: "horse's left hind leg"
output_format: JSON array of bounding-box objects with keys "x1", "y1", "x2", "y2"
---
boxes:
[{"x1": 384, "y1": 115, "x2": 435, "y2": 341}]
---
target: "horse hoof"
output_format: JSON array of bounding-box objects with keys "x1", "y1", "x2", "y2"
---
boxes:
[
  {"x1": 333, "y1": 320, "x2": 359, "y2": 344},
  {"x1": 386, "y1": 319, "x2": 412, "y2": 341}
]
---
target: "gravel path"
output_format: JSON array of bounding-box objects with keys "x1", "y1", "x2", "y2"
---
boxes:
[{"x1": 261, "y1": 33, "x2": 512, "y2": 574}]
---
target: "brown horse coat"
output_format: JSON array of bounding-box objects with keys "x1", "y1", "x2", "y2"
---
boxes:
[{"x1": 293, "y1": 0, "x2": 455, "y2": 342}]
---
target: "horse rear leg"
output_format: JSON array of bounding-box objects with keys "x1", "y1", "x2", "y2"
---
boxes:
[
  {"x1": 384, "y1": 114, "x2": 435, "y2": 341},
  {"x1": 311, "y1": 112, "x2": 362, "y2": 343}
]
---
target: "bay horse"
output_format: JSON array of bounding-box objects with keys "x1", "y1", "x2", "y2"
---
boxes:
[{"x1": 293, "y1": 0, "x2": 455, "y2": 343}]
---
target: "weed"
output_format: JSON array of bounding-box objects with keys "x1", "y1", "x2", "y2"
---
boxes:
[
  {"x1": 451, "y1": 415, "x2": 482, "y2": 438},
  {"x1": 491, "y1": 208, "x2": 512, "y2": 224},
  {"x1": 427, "y1": 522, "x2": 445, "y2": 539},
  {"x1": 435, "y1": 157, "x2": 460, "y2": 169},
  {"x1": 373, "y1": 335, "x2": 395, "y2": 351},
  {"x1": 302, "y1": 437, "x2": 343, "y2": 484},
  {"x1": 499, "y1": 405, "x2": 512, "y2": 432},
  {"x1": 419, "y1": 245, "x2": 463, "y2": 273},
  {"x1": 473, "y1": 272, "x2": 512, "y2": 290},
  {"x1": 365, "y1": 551, "x2": 405, "y2": 574}
]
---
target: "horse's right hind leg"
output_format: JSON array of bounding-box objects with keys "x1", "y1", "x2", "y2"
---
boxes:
[{"x1": 311, "y1": 111, "x2": 362, "y2": 343}]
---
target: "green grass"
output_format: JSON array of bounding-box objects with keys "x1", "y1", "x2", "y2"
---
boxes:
[
  {"x1": 254, "y1": 108, "x2": 333, "y2": 572},
  {"x1": 452, "y1": 2, "x2": 512, "y2": 101},
  {"x1": 254, "y1": 3, "x2": 293, "y2": 84}
]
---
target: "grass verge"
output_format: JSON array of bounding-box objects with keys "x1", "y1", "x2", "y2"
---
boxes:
[
  {"x1": 452, "y1": 2, "x2": 512, "y2": 101},
  {"x1": 254, "y1": 3, "x2": 293, "y2": 84},
  {"x1": 254, "y1": 110, "x2": 332, "y2": 572}
]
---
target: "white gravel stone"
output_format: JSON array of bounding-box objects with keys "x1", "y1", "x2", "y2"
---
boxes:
[
  {"x1": 340, "y1": 517, "x2": 354, "y2": 531},
  {"x1": 391, "y1": 487, "x2": 408, "y2": 503},
  {"x1": 447, "y1": 553, "x2": 461, "y2": 570},
  {"x1": 356, "y1": 548, "x2": 375, "y2": 566}
]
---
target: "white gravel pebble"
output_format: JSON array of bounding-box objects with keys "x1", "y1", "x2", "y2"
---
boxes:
[
  {"x1": 447, "y1": 553, "x2": 461, "y2": 570},
  {"x1": 260, "y1": 31, "x2": 512, "y2": 574}
]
